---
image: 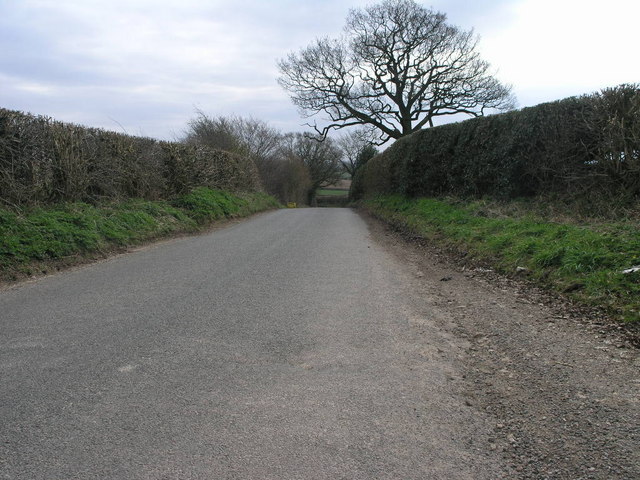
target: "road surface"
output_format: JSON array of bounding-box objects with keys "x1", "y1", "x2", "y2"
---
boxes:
[
  {"x1": 0, "y1": 209, "x2": 506, "y2": 479},
  {"x1": 3, "y1": 208, "x2": 639, "y2": 479}
]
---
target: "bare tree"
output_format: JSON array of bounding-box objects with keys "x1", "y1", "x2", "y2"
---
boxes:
[
  {"x1": 183, "y1": 112, "x2": 299, "y2": 200},
  {"x1": 232, "y1": 117, "x2": 283, "y2": 164},
  {"x1": 337, "y1": 129, "x2": 379, "y2": 177},
  {"x1": 182, "y1": 112, "x2": 344, "y2": 204},
  {"x1": 267, "y1": 151, "x2": 312, "y2": 205},
  {"x1": 278, "y1": 0, "x2": 515, "y2": 144},
  {"x1": 183, "y1": 112, "x2": 282, "y2": 163},
  {"x1": 281, "y1": 133, "x2": 343, "y2": 203},
  {"x1": 183, "y1": 110, "x2": 245, "y2": 154}
]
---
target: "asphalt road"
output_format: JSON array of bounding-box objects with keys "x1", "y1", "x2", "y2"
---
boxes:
[{"x1": 0, "y1": 208, "x2": 505, "y2": 479}]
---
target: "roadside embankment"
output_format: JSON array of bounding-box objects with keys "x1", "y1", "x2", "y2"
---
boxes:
[
  {"x1": 360, "y1": 195, "x2": 640, "y2": 323},
  {"x1": 0, "y1": 187, "x2": 279, "y2": 282}
]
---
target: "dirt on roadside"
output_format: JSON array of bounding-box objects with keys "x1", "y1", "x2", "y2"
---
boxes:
[{"x1": 362, "y1": 209, "x2": 640, "y2": 480}]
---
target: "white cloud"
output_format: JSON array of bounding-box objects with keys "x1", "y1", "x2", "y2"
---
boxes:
[{"x1": 479, "y1": 0, "x2": 640, "y2": 105}]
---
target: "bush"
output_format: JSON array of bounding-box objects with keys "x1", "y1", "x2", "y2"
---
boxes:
[{"x1": 259, "y1": 157, "x2": 312, "y2": 205}]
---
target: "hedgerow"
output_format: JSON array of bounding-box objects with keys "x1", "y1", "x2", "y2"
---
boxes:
[
  {"x1": 352, "y1": 84, "x2": 640, "y2": 207},
  {"x1": 0, "y1": 109, "x2": 263, "y2": 207}
]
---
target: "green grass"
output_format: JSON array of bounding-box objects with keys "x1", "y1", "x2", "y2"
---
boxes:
[
  {"x1": 362, "y1": 195, "x2": 640, "y2": 323},
  {"x1": 317, "y1": 189, "x2": 349, "y2": 197},
  {"x1": 0, "y1": 188, "x2": 280, "y2": 280}
]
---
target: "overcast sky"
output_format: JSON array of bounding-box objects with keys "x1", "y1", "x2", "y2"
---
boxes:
[{"x1": 1, "y1": 0, "x2": 638, "y2": 140}]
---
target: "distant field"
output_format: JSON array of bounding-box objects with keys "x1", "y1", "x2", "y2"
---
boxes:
[{"x1": 317, "y1": 189, "x2": 348, "y2": 197}]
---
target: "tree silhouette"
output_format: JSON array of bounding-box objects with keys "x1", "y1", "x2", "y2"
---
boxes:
[{"x1": 278, "y1": 0, "x2": 515, "y2": 144}]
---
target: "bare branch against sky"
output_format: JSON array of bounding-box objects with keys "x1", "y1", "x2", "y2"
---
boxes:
[
  {"x1": 0, "y1": 0, "x2": 638, "y2": 139},
  {"x1": 278, "y1": 1, "x2": 516, "y2": 144}
]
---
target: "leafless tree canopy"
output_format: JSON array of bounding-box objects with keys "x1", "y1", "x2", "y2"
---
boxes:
[
  {"x1": 182, "y1": 112, "x2": 323, "y2": 204},
  {"x1": 278, "y1": 0, "x2": 515, "y2": 144},
  {"x1": 281, "y1": 133, "x2": 344, "y2": 197},
  {"x1": 183, "y1": 111, "x2": 282, "y2": 163},
  {"x1": 183, "y1": 111, "x2": 245, "y2": 153},
  {"x1": 337, "y1": 129, "x2": 379, "y2": 177}
]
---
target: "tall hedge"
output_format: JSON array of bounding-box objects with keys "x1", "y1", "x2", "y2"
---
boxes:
[
  {"x1": 0, "y1": 109, "x2": 262, "y2": 207},
  {"x1": 352, "y1": 84, "x2": 640, "y2": 202}
]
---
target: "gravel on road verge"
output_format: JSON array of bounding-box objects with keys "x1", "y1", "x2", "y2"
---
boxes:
[{"x1": 361, "y1": 210, "x2": 640, "y2": 480}]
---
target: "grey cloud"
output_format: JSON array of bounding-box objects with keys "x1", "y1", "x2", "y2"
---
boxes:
[
  {"x1": 2, "y1": 0, "x2": 374, "y2": 139},
  {"x1": 0, "y1": 0, "x2": 593, "y2": 141}
]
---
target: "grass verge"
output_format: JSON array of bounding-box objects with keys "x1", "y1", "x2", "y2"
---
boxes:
[
  {"x1": 361, "y1": 195, "x2": 640, "y2": 323},
  {"x1": 0, "y1": 187, "x2": 280, "y2": 281}
]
